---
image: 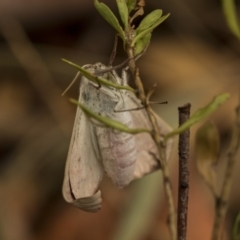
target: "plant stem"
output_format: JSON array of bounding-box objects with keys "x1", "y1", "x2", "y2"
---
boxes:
[
  {"x1": 177, "y1": 104, "x2": 191, "y2": 240},
  {"x1": 126, "y1": 45, "x2": 177, "y2": 240}
]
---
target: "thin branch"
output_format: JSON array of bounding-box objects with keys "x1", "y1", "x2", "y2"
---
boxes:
[
  {"x1": 126, "y1": 44, "x2": 177, "y2": 240},
  {"x1": 177, "y1": 103, "x2": 191, "y2": 240}
]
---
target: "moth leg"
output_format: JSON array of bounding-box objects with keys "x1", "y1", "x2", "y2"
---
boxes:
[
  {"x1": 112, "y1": 90, "x2": 126, "y2": 111},
  {"x1": 89, "y1": 79, "x2": 102, "y2": 89},
  {"x1": 94, "y1": 78, "x2": 102, "y2": 89},
  {"x1": 121, "y1": 67, "x2": 129, "y2": 86},
  {"x1": 114, "y1": 105, "x2": 146, "y2": 113},
  {"x1": 108, "y1": 69, "x2": 121, "y2": 85},
  {"x1": 111, "y1": 67, "x2": 129, "y2": 86}
]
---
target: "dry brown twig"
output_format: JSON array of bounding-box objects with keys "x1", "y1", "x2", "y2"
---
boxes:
[{"x1": 177, "y1": 104, "x2": 191, "y2": 240}]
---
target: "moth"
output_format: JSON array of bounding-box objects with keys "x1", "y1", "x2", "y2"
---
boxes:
[{"x1": 62, "y1": 63, "x2": 173, "y2": 212}]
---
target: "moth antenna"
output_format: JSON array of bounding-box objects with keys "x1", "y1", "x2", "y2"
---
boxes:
[
  {"x1": 114, "y1": 106, "x2": 145, "y2": 112},
  {"x1": 95, "y1": 57, "x2": 134, "y2": 75},
  {"x1": 149, "y1": 101, "x2": 168, "y2": 105},
  {"x1": 62, "y1": 71, "x2": 80, "y2": 96},
  {"x1": 109, "y1": 34, "x2": 118, "y2": 66},
  {"x1": 114, "y1": 101, "x2": 168, "y2": 112}
]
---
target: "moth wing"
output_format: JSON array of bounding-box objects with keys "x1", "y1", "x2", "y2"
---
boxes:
[
  {"x1": 127, "y1": 93, "x2": 173, "y2": 179},
  {"x1": 62, "y1": 104, "x2": 104, "y2": 212}
]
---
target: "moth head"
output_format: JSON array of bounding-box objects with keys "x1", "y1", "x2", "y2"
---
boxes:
[
  {"x1": 93, "y1": 62, "x2": 107, "y2": 71},
  {"x1": 93, "y1": 63, "x2": 119, "y2": 84}
]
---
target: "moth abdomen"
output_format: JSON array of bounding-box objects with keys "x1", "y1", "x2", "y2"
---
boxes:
[{"x1": 96, "y1": 125, "x2": 137, "y2": 188}]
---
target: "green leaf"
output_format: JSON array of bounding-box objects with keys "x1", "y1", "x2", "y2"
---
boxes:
[
  {"x1": 136, "y1": 9, "x2": 162, "y2": 33},
  {"x1": 70, "y1": 99, "x2": 150, "y2": 134},
  {"x1": 126, "y1": 0, "x2": 136, "y2": 13},
  {"x1": 94, "y1": 0, "x2": 126, "y2": 43},
  {"x1": 134, "y1": 33, "x2": 151, "y2": 55},
  {"x1": 132, "y1": 13, "x2": 170, "y2": 46},
  {"x1": 222, "y1": 0, "x2": 240, "y2": 40},
  {"x1": 62, "y1": 59, "x2": 135, "y2": 93},
  {"x1": 195, "y1": 122, "x2": 220, "y2": 190},
  {"x1": 164, "y1": 93, "x2": 231, "y2": 141},
  {"x1": 116, "y1": 0, "x2": 129, "y2": 30}
]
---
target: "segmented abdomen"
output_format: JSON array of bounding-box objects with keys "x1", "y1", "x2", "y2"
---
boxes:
[{"x1": 95, "y1": 112, "x2": 136, "y2": 188}]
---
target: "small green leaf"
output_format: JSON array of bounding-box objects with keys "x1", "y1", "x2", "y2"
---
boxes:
[
  {"x1": 70, "y1": 99, "x2": 150, "y2": 134},
  {"x1": 164, "y1": 93, "x2": 231, "y2": 141},
  {"x1": 62, "y1": 59, "x2": 135, "y2": 93},
  {"x1": 134, "y1": 33, "x2": 151, "y2": 55},
  {"x1": 132, "y1": 13, "x2": 170, "y2": 46},
  {"x1": 136, "y1": 9, "x2": 163, "y2": 33},
  {"x1": 195, "y1": 122, "x2": 220, "y2": 190},
  {"x1": 94, "y1": 0, "x2": 126, "y2": 43},
  {"x1": 222, "y1": 0, "x2": 240, "y2": 40},
  {"x1": 126, "y1": 0, "x2": 136, "y2": 13},
  {"x1": 116, "y1": 0, "x2": 129, "y2": 30}
]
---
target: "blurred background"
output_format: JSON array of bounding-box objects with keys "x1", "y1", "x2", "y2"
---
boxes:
[{"x1": 0, "y1": 0, "x2": 240, "y2": 239}]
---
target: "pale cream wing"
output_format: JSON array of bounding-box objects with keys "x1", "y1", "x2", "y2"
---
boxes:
[{"x1": 62, "y1": 105, "x2": 104, "y2": 212}]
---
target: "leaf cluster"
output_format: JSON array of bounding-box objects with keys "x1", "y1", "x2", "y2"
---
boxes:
[{"x1": 94, "y1": 0, "x2": 169, "y2": 55}]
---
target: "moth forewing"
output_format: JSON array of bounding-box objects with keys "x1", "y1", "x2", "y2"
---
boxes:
[{"x1": 62, "y1": 78, "x2": 104, "y2": 212}]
